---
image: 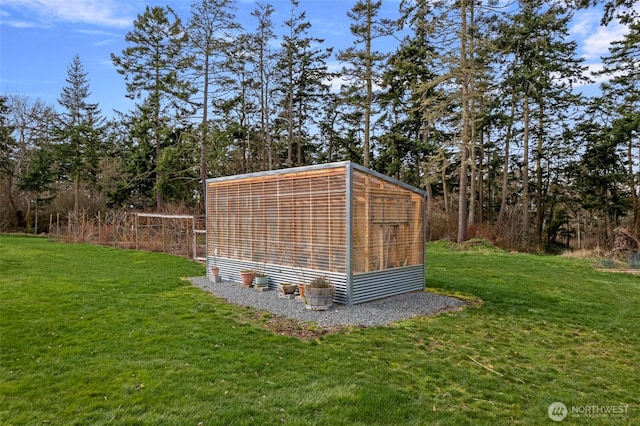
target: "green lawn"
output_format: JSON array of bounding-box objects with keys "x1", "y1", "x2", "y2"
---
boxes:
[{"x1": 1, "y1": 235, "x2": 638, "y2": 425}]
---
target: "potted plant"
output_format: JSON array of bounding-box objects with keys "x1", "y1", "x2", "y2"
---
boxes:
[
  {"x1": 304, "y1": 276, "x2": 334, "y2": 311},
  {"x1": 240, "y1": 269, "x2": 255, "y2": 287},
  {"x1": 209, "y1": 264, "x2": 221, "y2": 283},
  {"x1": 209, "y1": 247, "x2": 221, "y2": 282},
  {"x1": 254, "y1": 272, "x2": 269, "y2": 287}
]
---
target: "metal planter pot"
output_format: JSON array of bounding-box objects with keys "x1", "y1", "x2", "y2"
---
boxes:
[{"x1": 255, "y1": 275, "x2": 269, "y2": 286}]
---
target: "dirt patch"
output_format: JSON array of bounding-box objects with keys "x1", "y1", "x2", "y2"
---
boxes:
[{"x1": 237, "y1": 305, "x2": 362, "y2": 340}]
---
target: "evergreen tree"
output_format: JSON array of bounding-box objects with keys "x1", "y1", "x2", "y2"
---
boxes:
[
  {"x1": 338, "y1": 0, "x2": 393, "y2": 168},
  {"x1": 596, "y1": 20, "x2": 640, "y2": 235},
  {"x1": 414, "y1": 0, "x2": 484, "y2": 243},
  {"x1": 188, "y1": 0, "x2": 240, "y2": 209},
  {"x1": 318, "y1": 92, "x2": 364, "y2": 164},
  {"x1": 251, "y1": 2, "x2": 278, "y2": 170},
  {"x1": 494, "y1": 0, "x2": 588, "y2": 248},
  {"x1": 570, "y1": 120, "x2": 629, "y2": 245},
  {"x1": 111, "y1": 6, "x2": 195, "y2": 210},
  {"x1": 276, "y1": 0, "x2": 332, "y2": 167},
  {"x1": 376, "y1": 0, "x2": 438, "y2": 189},
  {"x1": 17, "y1": 141, "x2": 57, "y2": 233},
  {"x1": 55, "y1": 55, "x2": 105, "y2": 216},
  {"x1": 107, "y1": 106, "x2": 156, "y2": 209},
  {"x1": 601, "y1": 0, "x2": 638, "y2": 25},
  {"x1": 220, "y1": 33, "x2": 259, "y2": 174}
]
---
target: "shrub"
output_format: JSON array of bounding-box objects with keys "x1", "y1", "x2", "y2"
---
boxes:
[{"x1": 308, "y1": 276, "x2": 331, "y2": 288}]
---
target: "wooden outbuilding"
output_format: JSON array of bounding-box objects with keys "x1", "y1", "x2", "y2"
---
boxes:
[{"x1": 206, "y1": 161, "x2": 426, "y2": 305}]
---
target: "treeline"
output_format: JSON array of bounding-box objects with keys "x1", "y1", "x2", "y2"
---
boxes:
[{"x1": 1, "y1": 0, "x2": 638, "y2": 252}]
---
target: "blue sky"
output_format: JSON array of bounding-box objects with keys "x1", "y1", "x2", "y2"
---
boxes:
[{"x1": 0, "y1": 0, "x2": 633, "y2": 118}]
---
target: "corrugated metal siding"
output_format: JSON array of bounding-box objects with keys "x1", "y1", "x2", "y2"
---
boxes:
[
  {"x1": 208, "y1": 256, "x2": 348, "y2": 305},
  {"x1": 351, "y1": 265, "x2": 425, "y2": 305}
]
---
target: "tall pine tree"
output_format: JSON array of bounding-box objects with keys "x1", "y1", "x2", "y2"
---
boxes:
[
  {"x1": 338, "y1": 0, "x2": 393, "y2": 168},
  {"x1": 111, "y1": 6, "x2": 195, "y2": 210},
  {"x1": 188, "y1": 0, "x2": 240, "y2": 210},
  {"x1": 56, "y1": 55, "x2": 105, "y2": 216}
]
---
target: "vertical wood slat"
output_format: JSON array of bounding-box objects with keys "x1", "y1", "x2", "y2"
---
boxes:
[
  {"x1": 277, "y1": 178, "x2": 281, "y2": 264},
  {"x1": 328, "y1": 176, "x2": 332, "y2": 271},
  {"x1": 365, "y1": 174, "x2": 371, "y2": 272},
  {"x1": 249, "y1": 181, "x2": 253, "y2": 261},
  {"x1": 308, "y1": 179, "x2": 318, "y2": 269}
]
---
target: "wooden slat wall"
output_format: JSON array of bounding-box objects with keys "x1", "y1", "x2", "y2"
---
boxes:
[
  {"x1": 207, "y1": 168, "x2": 347, "y2": 274},
  {"x1": 351, "y1": 169, "x2": 425, "y2": 274}
]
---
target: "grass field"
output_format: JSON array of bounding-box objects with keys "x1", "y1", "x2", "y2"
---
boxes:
[{"x1": 1, "y1": 235, "x2": 638, "y2": 425}]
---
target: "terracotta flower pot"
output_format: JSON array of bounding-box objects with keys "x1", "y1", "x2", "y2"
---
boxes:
[
  {"x1": 297, "y1": 283, "x2": 305, "y2": 298},
  {"x1": 209, "y1": 265, "x2": 221, "y2": 283},
  {"x1": 240, "y1": 271, "x2": 255, "y2": 287}
]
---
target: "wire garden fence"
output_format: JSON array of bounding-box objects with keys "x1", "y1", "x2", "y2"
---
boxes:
[{"x1": 48, "y1": 211, "x2": 206, "y2": 261}]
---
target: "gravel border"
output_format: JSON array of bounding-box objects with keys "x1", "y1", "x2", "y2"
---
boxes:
[{"x1": 189, "y1": 277, "x2": 466, "y2": 327}]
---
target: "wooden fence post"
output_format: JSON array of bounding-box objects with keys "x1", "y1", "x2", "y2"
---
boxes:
[
  {"x1": 162, "y1": 217, "x2": 166, "y2": 253},
  {"x1": 135, "y1": 213, "x2": 139, "y2": 250}
]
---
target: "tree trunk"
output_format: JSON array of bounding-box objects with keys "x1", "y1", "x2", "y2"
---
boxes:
[
  {"x1": 457, "y1": 0, "x2": 470, "y2": 243},
  {"x1": 443, "y1": 167, "x2": 449, "y2": 223},
  {"x1": 297, "y1": 100, "x2": 304, "y2": 166},
  {"x1": 154, "y1": 73, "x2": 164, "y2": 211},
  {"x1": 468, "y1": 1, "x2": 477, "y2": 227},
  {"x1": 498, "y1": 94, "x2": 516, "y2": 224},
  {"x1": 200, "y1": 54, "x2": 210, "y2": 213},
  {"x1": 363, "y1": 9, "x2": 373, "y2": 169},
  {"x1": 522, "y1": 93, "x2": 530, "y2": 245},
  {"x1": 74, "y1": 172, "x2": 79, "y2": 217},
  {"x1": 477, "y1": 125, "x2": 485, "y2": 223},
  {"x1": 535, "y1": 105, "x2": 544, "y2": 249},
  {"x1": 630, "y1": 135, "x2": 639, "y2": 237},
  {"x1": 155, "y1": 128, "x2": 163, "y2": 210},
  {"x1": 285, "y1": 44, "x2": 294, "y2": 168}
]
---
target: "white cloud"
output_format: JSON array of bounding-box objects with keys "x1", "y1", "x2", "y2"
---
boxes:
[
  {"x1": 585, "y1": 63, "x2": 608, "y2": 82},
  {"x1": 2, "y1": 19, "x2": 38, "y2": 28},
  {"x1": 582, "y1": 24, "x2": 627, "y2": 60},
  {"x1": 570, "y1": 9, "x2": 597, "y2": 38},
  {"x1": 0, "y1": 0, "x2": 133, "y2": 27},
  {"x1": 571, "y1": 9, "x2": 628, "y2": 60}
]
